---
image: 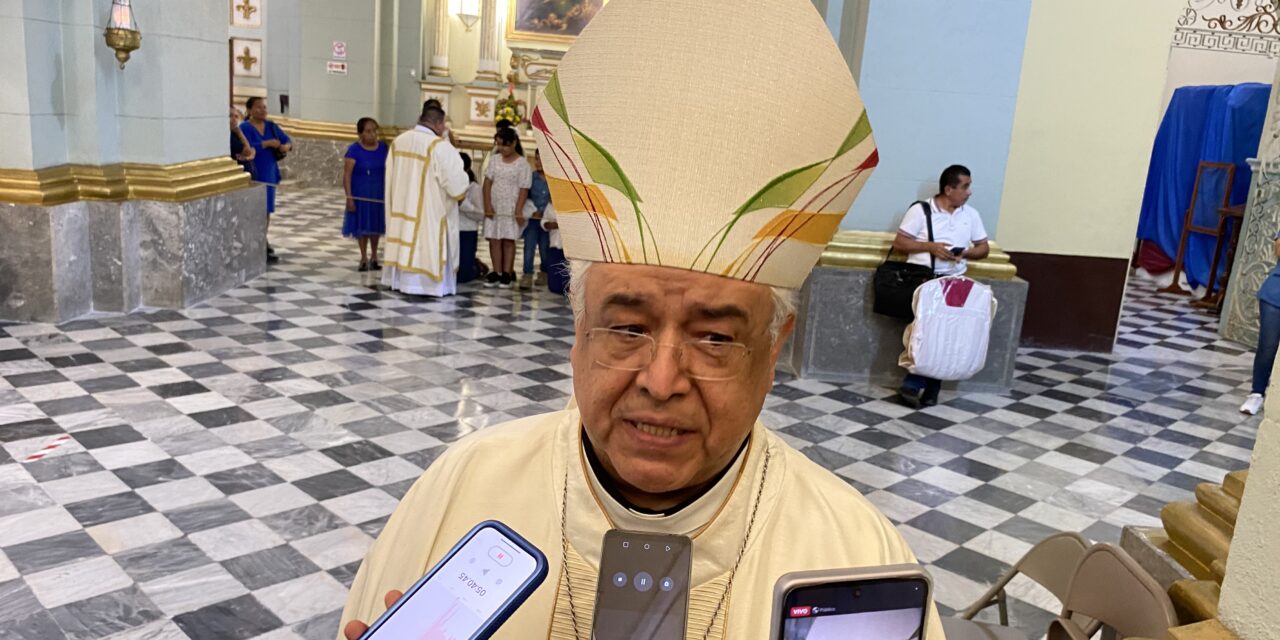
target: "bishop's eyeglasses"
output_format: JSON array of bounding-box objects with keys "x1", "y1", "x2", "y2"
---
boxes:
[{"x1": 584, "y1": 328, "x2": 753, "y2": 381}]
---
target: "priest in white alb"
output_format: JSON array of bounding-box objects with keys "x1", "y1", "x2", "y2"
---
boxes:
[
  {"x1": 382, "y1": 103, "x2": 470, "y2": 296},
  {"x1": 339, "y1": 1, "x2": 945, "y2": 638}
]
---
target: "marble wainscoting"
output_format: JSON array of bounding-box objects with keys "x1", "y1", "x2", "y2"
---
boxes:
[
  {"x1": 0, "y1": 201, "x2": 92, "y2": 322},
  {"x1": 786, "y1": 266, "x2": 1029, "y2": 393},
  {"x1": 278, "y1": 139, "x2": 347, "y2": 190},
  {"x1": 137, "y1": 187, "x2": 269, "y2": 309},
  {"x1": 0, "y1": 186, "x2": 267, "y2": 323}
]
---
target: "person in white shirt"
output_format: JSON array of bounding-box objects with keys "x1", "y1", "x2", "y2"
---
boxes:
[
  {"x1": 891, "y1": 164, "x2": 991, "y2": 407},
  {"x1": 457, "y1": 153, "x2": 487, "y2": 284}
]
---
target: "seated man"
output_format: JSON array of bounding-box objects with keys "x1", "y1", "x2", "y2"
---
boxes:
[
  {"x1": 338, "y1": 1, "x2": 944, "y2": 638},
  {"x1": 892, "y1": 165, "x2": 991, "y2": 408}
]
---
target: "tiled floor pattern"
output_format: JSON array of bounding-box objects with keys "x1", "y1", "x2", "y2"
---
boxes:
[{"x1": 0, "y1": 187, "x2": 1260, "y2": 639}]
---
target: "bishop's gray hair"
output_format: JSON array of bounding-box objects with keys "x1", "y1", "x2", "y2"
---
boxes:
[{"x1": 566, "y1": 259, "x2": 796, "y2": 343}]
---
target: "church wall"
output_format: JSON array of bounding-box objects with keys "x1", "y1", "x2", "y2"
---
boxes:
[
  {"x1": 996, "y1": 0, "x2": 1183, "y2": 350},
  {"x1": 377, "y1": 0, "x2": 426, "y2": 129},
  {"x1": 1161, "y1": 2, "x2": 1280, "y2": 113},
  {"x1": 1218, "y1": 393, "x2": 1280, "y2": 638},
  {"x1": 262, "y1": 0, "x2": 301, "y2": 114},
  {"x1": 264, "y1": 0, "x2": 425, "y2": 128},
  {"x1": 296, "y1": 1, "x2": 380, "y2": 125},
  {"x1": 1163, "y1": 48, "x2": 1275, "y2": 113},
  {"x1": 847, "y1": 0, "x2": 1033, "y2": 234},
  {"x1": 3, "y1": 0, "x2": 226, "y2": 170}
]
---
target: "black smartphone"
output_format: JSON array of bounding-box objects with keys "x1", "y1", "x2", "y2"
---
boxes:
[
  {"x1": 950, "y1": 246, "x2": 965, "y2": 256},
  {"x1": 590, "y1": 530, "x2": 692, "y2": 640},
  {"x1": 772, "y1": 565, "x2": 932, "y2": 640}
]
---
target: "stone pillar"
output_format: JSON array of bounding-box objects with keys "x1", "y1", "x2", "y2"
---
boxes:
[
  {"x1": 421, "y1": 0, "x2": 455, "y2": 124},
  {"x1": 0, "y1": 1, "x2": 264, "y2": 323},
  {"x1": 1222, "y1": 54, "x2": 1280, "y2": 345},
  {"x1": 429, "y1": 0, "x2": 450, "y2": 77},
  {"x1": 476, "y1": 0, "x2": 502, "y2": 82},
  {"x1": 1218, "y1": 410, "x2": 1280, "y2": 638}
]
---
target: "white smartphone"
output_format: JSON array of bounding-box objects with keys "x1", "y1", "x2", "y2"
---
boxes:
[
  {"x1": 771, "y1": 564, "x2": 932, "y2": 640},
  {"x1": 358, "y1": 520, "x2": 548, "y2": 640}
]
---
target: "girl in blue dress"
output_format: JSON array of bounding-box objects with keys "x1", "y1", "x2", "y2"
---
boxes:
[
  {"x1": 239, "y1": 97, "x2": 292, "y2": 263},
  {"x1": 343, "y1": 118, "x2": 389, "y2": 271}
]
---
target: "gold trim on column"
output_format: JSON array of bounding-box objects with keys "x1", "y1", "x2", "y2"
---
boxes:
[
  {"x1": 819, "y1": 230, "x2": 1019, "y2": 280},
  {"x1": 0, "y1": 157, "x2": 252, "y2": 206}
]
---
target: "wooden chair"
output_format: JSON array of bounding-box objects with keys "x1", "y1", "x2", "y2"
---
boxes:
[{"x1": 1158, "y1": 161, "x2": 1236, "y2": 296}]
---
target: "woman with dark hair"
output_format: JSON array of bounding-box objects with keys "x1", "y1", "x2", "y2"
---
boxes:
[
  {"x1": 483, "y1": 127, "x2": 531, "y2": 288},
  {"x1": 239, "y1": 96, "x2": 293, "y2": 263},
  {"x1": 343, "y1": 117, "x2": 388, "y2": 272},
  {"x1": 458, "y1": 153, "x2": 487, "y2": 284}
]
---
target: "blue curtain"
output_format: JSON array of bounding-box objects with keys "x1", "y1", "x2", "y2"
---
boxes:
[{"x1": 1136, "y1": 83, "x2": 1270, "y2": 288}]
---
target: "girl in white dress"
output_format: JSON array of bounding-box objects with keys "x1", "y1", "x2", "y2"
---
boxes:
[{"x1": 482, "y1": 128, "x2": 532, "y2": 288}]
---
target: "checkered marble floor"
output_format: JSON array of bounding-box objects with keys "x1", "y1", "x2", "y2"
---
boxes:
[{"x1": 0, "y1": 187, "x2": 1260, "y2": 639}]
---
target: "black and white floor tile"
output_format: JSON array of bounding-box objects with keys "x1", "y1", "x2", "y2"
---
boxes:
[{"x1": 0, "y1": 188, "x2": 1260, "y2": 639}]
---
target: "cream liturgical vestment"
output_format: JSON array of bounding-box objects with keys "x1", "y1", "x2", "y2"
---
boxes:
[
  {"x1": 382, "y1": 125, "x2": 469, "y2": 297},
  {"x1": 337, "y1": 410, "x2": 945, "y2": 639}
]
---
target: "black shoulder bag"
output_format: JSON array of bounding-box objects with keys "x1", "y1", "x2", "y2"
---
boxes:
[{"x1": 872, "y1": 200, "x2": 935, "y2": 320}]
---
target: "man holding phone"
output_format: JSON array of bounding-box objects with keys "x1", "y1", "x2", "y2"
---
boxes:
[
  {"x1": 892, "y1": 165, "x2": 991, "y2": 408},
  {"x1": 338, "y1": 1, "x2": 945, "y2": 638}
]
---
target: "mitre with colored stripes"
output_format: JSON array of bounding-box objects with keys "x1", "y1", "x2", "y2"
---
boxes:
[{"x1": 529, "y1": 0, "x2": 877, "y2": 289}]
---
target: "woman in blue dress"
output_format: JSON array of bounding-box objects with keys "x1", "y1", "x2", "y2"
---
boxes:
[
  {"x1": 239, "y1": 97, "x2": 292, "y2": 263},
  {"x1": 343, "y1": 118, "x2": 389, "y2": 272}
]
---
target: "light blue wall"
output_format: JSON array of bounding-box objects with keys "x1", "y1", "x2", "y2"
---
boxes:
[{"x1": 846, "y1": 0, "x2": 1032, "y2": 234}]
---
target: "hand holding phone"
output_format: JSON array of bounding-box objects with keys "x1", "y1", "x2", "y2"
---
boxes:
[
  {"x1": 344, "y1": 590, "x2": 404, "y2": 640},
  {"x1": 949, "y1": 246, "x2": 965, "y2": 258},
  {"x1": 354, "y1": 521, "x2": 547, "y2": 640}
]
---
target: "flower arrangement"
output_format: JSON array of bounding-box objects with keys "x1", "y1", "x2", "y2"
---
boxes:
[{"x1": 495, "y1": 87, "x2": 526, "y2": 126}]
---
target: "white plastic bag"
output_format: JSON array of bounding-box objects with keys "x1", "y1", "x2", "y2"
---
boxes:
[{"x1": 898, "y1": 276, "x2": 997, "y2": 381}]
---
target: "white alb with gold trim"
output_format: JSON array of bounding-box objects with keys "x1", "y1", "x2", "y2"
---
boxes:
[
  {"x1": 382, "y1": 125, "x2": 470, "y2": 297},
  {"x1": 529, "y1": 0, "x2": 878, "y2": 289}
]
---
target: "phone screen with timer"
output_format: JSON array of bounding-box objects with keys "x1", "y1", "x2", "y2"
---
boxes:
[{"x1": 358, "y1": 520, "x2": 547, "y2": 640}]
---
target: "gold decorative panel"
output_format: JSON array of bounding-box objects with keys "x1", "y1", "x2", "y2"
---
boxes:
[
  {"x1": 231, "y1": 0, "x2": 262, "y2": 28},
  {"x1": 232, "y1": 38, "x2": 262, "y2": 78}
]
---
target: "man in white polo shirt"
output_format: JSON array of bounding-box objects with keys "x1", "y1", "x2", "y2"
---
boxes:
[{"x1": 891, "y1": 164, "x2": 991, "y2": 407}]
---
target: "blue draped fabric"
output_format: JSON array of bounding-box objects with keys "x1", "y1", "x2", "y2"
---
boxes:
[{"x1": 1136, "y1": 83, "x2": 1270, "y2": 288}]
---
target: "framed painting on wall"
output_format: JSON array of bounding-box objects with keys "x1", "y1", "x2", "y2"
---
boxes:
[
  {"x1": 506, "y1": 0, "x2": 608, "y2": 45},
  {"x1": 232, "y1": 38, "x2": 263, "y2": 78},
  {"x1": 230, "y1": 0, "x2": 263, "y2": 28}
]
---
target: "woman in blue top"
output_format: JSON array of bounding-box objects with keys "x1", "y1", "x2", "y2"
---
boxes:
[
  {"x1": 343, "y1": 117, "x2": 389, "y2": 272},
  {"x1": 240, "y1": 96, "x2": 292, "y2": 263},
  {"x1": 1242, "y1": 231, "x2": 1280, "y2": 414}
]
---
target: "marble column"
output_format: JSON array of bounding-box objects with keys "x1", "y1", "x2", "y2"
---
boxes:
[
  {"x1": 428, "y1": 0, "x2": 450, "y2": 77},
  {"x1": 0, "y1": 1, "x2": 264, "y2": 323},
  {"x1": 476, "y1": 0, "x2": 502, "y2": 82},
  {"x1": 1221, "y1": 53, "x2": 1280, "y2": 344}
]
